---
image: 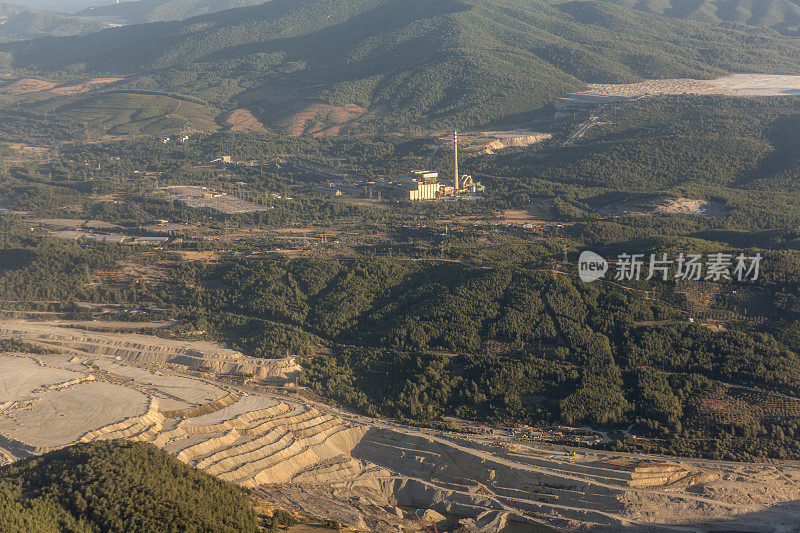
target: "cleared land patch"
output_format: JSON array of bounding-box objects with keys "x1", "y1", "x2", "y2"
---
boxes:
[
  {"x1": 0, "y1": 382, "x2": 148, "y2": 449},
  {"x1": 222, "y1": 108, "x2": 268, "y2": 133},
  {"x1": 0, "y1": 77, "x2": 122, "y2": 96},
  {"x1": 561, "y1": 74, "x2": 800, "y2": 107},
  {"x1": 49, "y1": 77, "x2": 124, "y2": 95},
  {"x1": 596, "y1": 197, "x2": 729, "y2": 218},
  {"x1": 0, "y1": 78, "x2": 57, "y2": 94},
  {"x1": 0, "y1": 355, "x2": 79, "y2": 402},
  {"x1": 237, "y1": 81, "x2": 387, "y2": 137}
]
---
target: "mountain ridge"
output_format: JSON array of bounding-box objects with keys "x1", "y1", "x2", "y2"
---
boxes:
[
  {"x1": 0, "y1": 2, "x2": 109, "y2": 42},
  {"x1": 77, "y1": 0, "x2": 274, "y2": 24},
  {"x1": 602, "y1": 0, "x2": 800, "y2": 35},
  {"x1": 3, "y1": 0, "x2": 800, "y2": 132}
]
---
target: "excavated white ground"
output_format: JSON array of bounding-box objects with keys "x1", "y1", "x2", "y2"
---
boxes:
[
  {"x1": 0, "y1": 320, "x2": 301, "y2": 380},
  {"x1": 561, "y1": 74, "x2": 800, "y2": 107},
  {"x1": 1, "y1": 320, "x2": 800, "y2": 532},
  {"x1": 93, "y1": 360, "x2": 226, "y2": 410},
  {"x1": 0, "y1": 355, "x2": 80, "y2": 402},
  {"x1": 183, "y1": 396, "x2": 280, "y2": 427},
  {"x1": 0, "y1": 381, "x2": 148, "y2": 451}
]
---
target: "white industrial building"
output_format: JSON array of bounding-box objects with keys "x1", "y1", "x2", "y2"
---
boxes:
[{"x1": 393, "y1": 132, "x2": 485, "y2": 201}]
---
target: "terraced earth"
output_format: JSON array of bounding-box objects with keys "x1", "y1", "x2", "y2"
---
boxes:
[{"x1": 1, "y1": 319, "x2": 800, "y2": 531}]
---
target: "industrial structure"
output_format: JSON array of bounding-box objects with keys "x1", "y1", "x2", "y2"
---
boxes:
[
  {"x1": 394, "y1": 130, "x2": 485, "y2": 201},
  {"x1": 454, "y1": 130, "x2": 460, "y2": 192},
  {"x1": 404, "y1": 171, "x2": 445, "y2": 201}
]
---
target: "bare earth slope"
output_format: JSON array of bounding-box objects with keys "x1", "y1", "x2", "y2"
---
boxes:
[{"x1": 1, "y1": 320, "x2": 799, "y2": 531}]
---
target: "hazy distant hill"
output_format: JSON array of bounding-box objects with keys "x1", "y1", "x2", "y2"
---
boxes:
[
  {"x1": 8, "y1": 0, "x2": 98, "y2": 11},
  {"x1": 603, "y1": 0, "x2": 800, "y2": 35},
  {"x1": 4, "y1": 0, "x2": 800, "y2": 132},
  {"x1": 0, "y1": 3, "x2": 108, "y2": 42},
  {"x1": 77, "y1": 0, "x2": 272, "y2": 24}
]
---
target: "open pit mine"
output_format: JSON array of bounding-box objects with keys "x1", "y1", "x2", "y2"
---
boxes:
[{"x1": 1, "y1": 319, "x2": 800, "y2": 532}]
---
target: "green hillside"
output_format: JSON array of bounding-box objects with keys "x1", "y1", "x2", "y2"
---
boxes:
[
  {"x1": 29, "y1": 91, "x2": 220, "y2": 137},
  {"x1": 0, "y1": 440, "x2": 258, "y2": 532},
  {"x1": 77, "y1": 0, "x2": 273, "y2": 24},
  {"x1": 0, "y1": 90, "x2": 220, "y2": 142},
  {"x1": 2, "y1": 0, "x2": 800, "y2": 131},
  {"x1": 603, "y1": 0, "x2": 800, "y2": 35},
  {"x1": 0, "y1": 3, "x2": 108, "y2": 42},
  {"x1": 483, "y1": 96, "x2": 800, "y2": 189}
]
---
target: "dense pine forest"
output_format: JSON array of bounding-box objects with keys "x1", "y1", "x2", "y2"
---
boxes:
[
  {"x1": 0, "y1": 441, "x2": 258, "y2": 532},
  {"x1": 169, "y1": 250, "x2": 800, "y2": 461}
]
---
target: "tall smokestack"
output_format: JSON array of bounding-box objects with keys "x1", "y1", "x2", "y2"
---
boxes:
[{"x1": 454, "y1": 130, "x2": 459, "y2": 191}]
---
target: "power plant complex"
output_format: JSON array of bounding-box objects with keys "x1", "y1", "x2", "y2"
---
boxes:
[{"x1": 395, "y1": 131, "x2": 485, "y2": 201}]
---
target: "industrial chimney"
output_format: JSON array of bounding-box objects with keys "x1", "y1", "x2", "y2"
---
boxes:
[{"x1": 454, "y1": 130, "x2": 459, "y2": 191}]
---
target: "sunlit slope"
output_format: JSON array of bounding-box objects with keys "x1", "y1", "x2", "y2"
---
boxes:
[
  {"x1": 0, "y1": 89, "x2": 220, "y2": 139},
  {"x1": 35, "y1": 92, "x2": 220, "y2": 136}
]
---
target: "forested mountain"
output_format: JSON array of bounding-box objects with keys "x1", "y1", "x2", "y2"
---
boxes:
[
  {"x1": 603, "y1": 0, "x2": 800, "y2": 35},
  {"x1": 4, "y1": 0, "x2": 800, "y2": 131},
  {"x1": 0, "y1": 3, "x2": 108, "y2": 42},
  {"x1": 174, "y1": 244, "x2": 800, "y2": 460},
  {"x1": 0, "y1": 440, "x2": 258, "y2": 532},
  {"x1": 77, "y1": 0, "x2": 273, "y2": 24}
]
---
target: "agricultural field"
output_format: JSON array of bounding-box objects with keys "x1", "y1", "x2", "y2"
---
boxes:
[
  {"x1": 695, "y1": 386, "x2": 800, "y2": 427},
  {"x1": 0, "y1": 82, "x2": 222, "y2": 142}
]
